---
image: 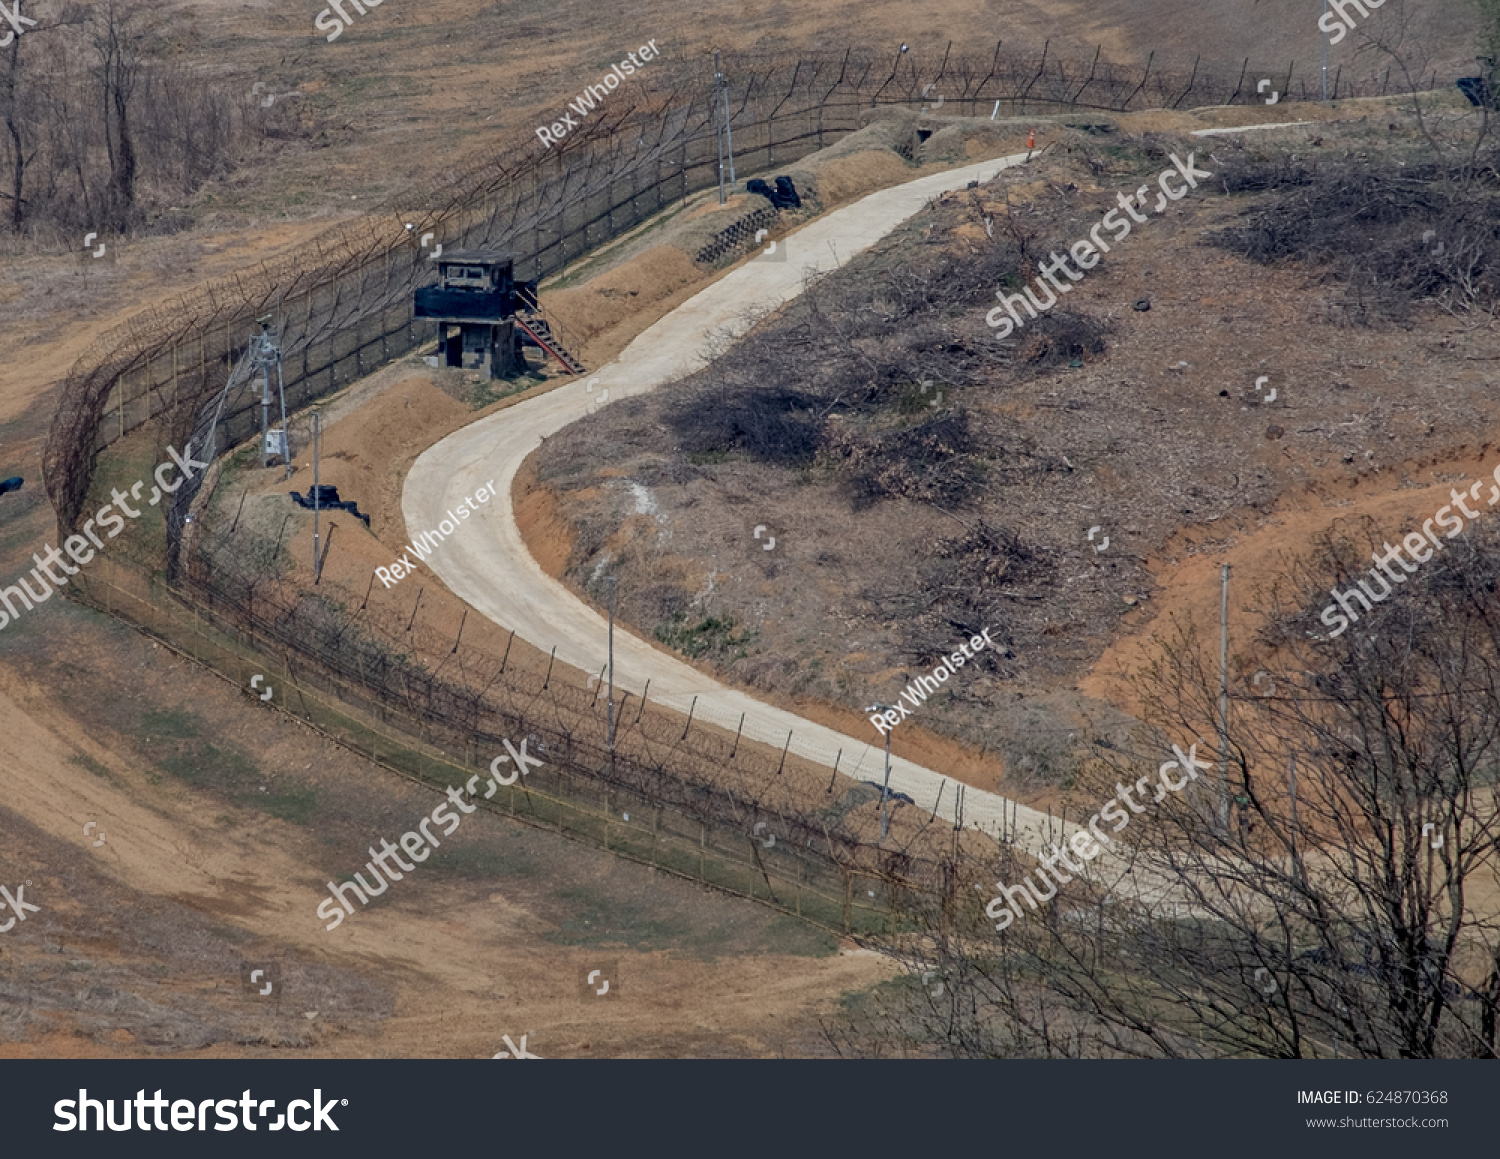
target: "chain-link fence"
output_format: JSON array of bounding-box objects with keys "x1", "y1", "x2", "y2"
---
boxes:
[
  {"x1": 39, "y1": 40, "x2": 1407, "y2": 929},
  {"x1": 43, "y1": 43, "x2": 1398, "y2": 540},
  {"x1": 71, "y1": 561, "x2": 963, "y2": 935}
]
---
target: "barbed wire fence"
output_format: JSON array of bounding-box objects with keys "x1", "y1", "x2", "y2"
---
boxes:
[
  {"x1": 68, "y1": 550, "x2": 981, "y2": 935},
  {"x1": 40, "y1": 41, "x2": 1405, "y2": 930},
  {"x1": 43, "y1": 43, "x2": 1399, "y2": 539}
]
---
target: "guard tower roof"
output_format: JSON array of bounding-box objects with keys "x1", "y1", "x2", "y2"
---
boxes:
[{"x1": 438, "y1": 249, "x2": 516, "y2": 266}]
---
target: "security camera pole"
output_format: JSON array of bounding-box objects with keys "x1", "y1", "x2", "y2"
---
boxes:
[
  {"x1": 714, "y1": 51, "x2": 734, "y2": 204},
  {"x1": 864, "y1": 702, "x2": 896, "y2": 840},
  {"x1": 312, "y1": 410, "x2": 322, "y2": 583}
]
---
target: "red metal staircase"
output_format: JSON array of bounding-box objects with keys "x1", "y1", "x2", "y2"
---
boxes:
[{"x1": 514, "y1": 313, "x2": 586, "y2": 375}]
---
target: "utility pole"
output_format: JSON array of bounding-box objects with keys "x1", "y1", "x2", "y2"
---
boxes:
[
  {"x1": 1322, "y1": 0, "x2": 1329, "y2": 102},
  {"x1": 277, "y1": 331, "x2": 290, "y2": 480},
  {"x1": 713, "y1": 52, "x2": 736, "y2": 202},
  {"x1": 720, "y1": 54, "x2": 736, "y2": 187},
  {"x1": 1288, "y1": 752, "x2": 1301, "y2": 884},
  {"x1": 312, "y1": 410, "x2": 322, "y2": 583},
  {"x1": 864, "y1": 703, "x2": 896, "y2": 840},
  {"x1": 713, "y1": 61, "x2": 726, "y2": 204},
  {"x1": 1218, "y1": 563, "x2": 1231, "y2": 832},
  {"x1": 606, "y1": 575, "x2": 617, "y2": 750}
]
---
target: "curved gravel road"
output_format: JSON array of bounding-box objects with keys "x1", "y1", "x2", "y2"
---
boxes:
[{"x1": 405, "y1": 151, "x2": 1072, "y2": 855}]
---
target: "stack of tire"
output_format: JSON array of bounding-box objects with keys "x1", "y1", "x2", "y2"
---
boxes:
[{"x1": 693, "y1": 177, "x2": 805, "y2": 266}]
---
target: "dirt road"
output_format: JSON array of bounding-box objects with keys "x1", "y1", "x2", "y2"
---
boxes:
[{"x1": 401, "y1": 151, "x2": 1081, "y2": 856}]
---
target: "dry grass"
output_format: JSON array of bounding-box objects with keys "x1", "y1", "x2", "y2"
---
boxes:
[{"x1": 528, "y1": 108, "x2": 1500, "y2": 803}]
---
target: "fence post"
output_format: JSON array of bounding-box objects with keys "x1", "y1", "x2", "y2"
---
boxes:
[
  {"x1": 1172, "y1": 55, "x2": 1200, "y2": 109},
  {"x1": 1122, "y1": 49, "x2": 1154, "y2": 110},
  {"x1": 1230, "y1": 57, "x2": 1248, "y2": 105}
]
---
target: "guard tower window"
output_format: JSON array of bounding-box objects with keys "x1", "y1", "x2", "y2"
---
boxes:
[{"x1": 442, "y1": 265, "x2": 493, "y2": 289}]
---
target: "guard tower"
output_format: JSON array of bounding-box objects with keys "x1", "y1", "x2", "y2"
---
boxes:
[{"x1": 413, "y1": 249, "x2": 522, "y2": 378}]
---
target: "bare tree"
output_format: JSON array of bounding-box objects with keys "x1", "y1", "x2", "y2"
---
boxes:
[
  {"x1": 0, "y1": 0, "x2": 261, "y2": 243},
  {"x1": 833, "y1": 520, "x2": 1500, "y2": 1059},
  {"x1": 90, "y1": 0, "x2": 156, "y2": 229},
  {"x1": 0, "y1": 27, "x2": 36, "y2": 230}
]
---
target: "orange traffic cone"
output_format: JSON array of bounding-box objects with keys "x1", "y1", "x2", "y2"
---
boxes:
[{"x1": 1027, "y1": 128, "x2": 1036, "y2": 149}]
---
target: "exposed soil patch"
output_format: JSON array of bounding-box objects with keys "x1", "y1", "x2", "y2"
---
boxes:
[
  {"x1": 0, "y1": 594, "x2": 886, "y2": 1059},
  {"x1": 524, "y1": 107, "x2": 1500, "y2": 808}
]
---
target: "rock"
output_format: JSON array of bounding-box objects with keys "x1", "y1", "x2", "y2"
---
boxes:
[{"x1": 1133, "y1": 298, "x2": 1151, "y2": 311}]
